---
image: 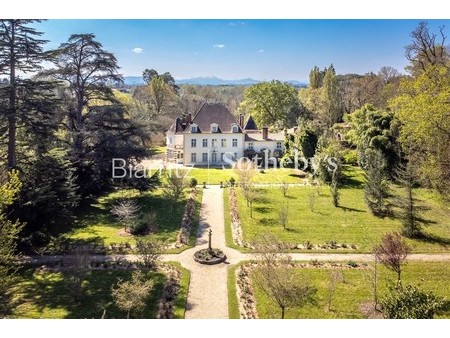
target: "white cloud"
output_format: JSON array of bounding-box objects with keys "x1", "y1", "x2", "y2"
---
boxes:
[
  {"x1": 213, "y1": 44, "x2": 225, "y2": 48},
  {"x1": 229, "y1": 21, "x2": 245, "y2": 26},
  {"x1": 131, "y1": 47, "x2": 143, "y2": 54},
  {"x1": 258, "y1": 49, "x2": 265, "y2": 53}
]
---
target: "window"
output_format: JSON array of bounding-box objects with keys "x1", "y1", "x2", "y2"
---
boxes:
[
  {"x1": 248, "y1": 142, "x2": 254, "y2": 150},
  {"x1": 191, "y1": 139, "x2": 197, "y2": 147},
  {"x1": 232, "y1": 125, "x2": 239, "y2": 133},
  {"x1": 212, "y1": 139, "x2": 217, "y2": 147},
  {"x1": 191, "y1": 125, "x2": 197, "y2": 132},
  {"x1": 221, "y1": 139, "x2": 226, "y2": 148},
  {"x1": 202, "y1": 139, "x2": 208, "y2": 147},
  {"x1": 220, "y1": 153, "x2": 224, "y2": 162},
  {"x1": 232, "y1": 138, "x2": 238, "y2": 147},
  {"x1": 191, "y1": 153, "x2": 197, "y2": 163},
  {"x1": 277, "y1": 141, "x2": 282, "y2": 149},
  {"x1": 202, "y1": 153, "x2": 208, "y2": 162},
  {"x1": 211, "y1": 123, "x2": 218, "y2": 133},
  {"x1": 234, "y1": 152, "x2": 238, "y2": 160},
  {"x1": 211, "y1": 152, "x2": 217, "y2": 163}
]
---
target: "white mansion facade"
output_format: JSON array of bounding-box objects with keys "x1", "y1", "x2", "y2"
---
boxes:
[{"x1": 166, "y1": 102, "x2": 292, "y2": 166}]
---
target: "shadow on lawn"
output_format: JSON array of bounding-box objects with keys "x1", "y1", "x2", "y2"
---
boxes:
[
  {"x1": 254, "y1": 206, "x2": 273, "y2": 214},
  {"x1": 413, "y1": 232, "x2": 450, "y2": 248},
  {"x1": 54, "y1": 191, "x2": 187, "y2": 247},
  {"x1": 338, "y1": 206, "x2": 365, "y2": 213},
  {"x1": 258, "y1": 217, "x2": 277, "y2": 226},
  {"x1": 17, "y1": 269, "x2": 164, "y2": 319}
]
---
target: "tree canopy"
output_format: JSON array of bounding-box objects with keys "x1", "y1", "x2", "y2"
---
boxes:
[{"x1": 238, "y1": 80, "x2": 300, "y2": 129}]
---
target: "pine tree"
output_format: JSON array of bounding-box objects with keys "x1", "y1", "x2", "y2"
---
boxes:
[
  {"x1": 44, "y1": 34, "x2": 150, "y2": 197},
  {"x1": 0, "y1": 20, "x2": 52, "y2": 169},
  {"x1": 364, "y1": 150, "x2": 390, "y2": 215},
  {"x1": 393, "y1": 160, "x2": 426, "y2": 237}
]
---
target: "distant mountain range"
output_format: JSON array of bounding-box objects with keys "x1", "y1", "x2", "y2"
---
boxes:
[{"x1": 123, "y1": 76, "x2": 307, "y2": 87}]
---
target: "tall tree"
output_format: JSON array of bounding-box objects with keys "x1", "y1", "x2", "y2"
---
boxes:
[
  {"x1": 142, "y1": 68, "x2": 159, "y2": 84},
  {"x1": 363, "y1": 149, "x2": 390, "y2": 215},
  {"x1": 149, "y1": 75, "x2": 173, "y2": 116},
  {"x1": 345, "y1": 104, "x2": 399, "y2": 172},
  {"x1": 0, "y1": 20, "x2": 50, "y2": 169},
  {"x1": 378, "y1": 66, "x2": 401, "y2": 84},
  {"x1": 405, "y1": 21, "x2": 449, "y2": 76},
  {"x1": 44, "y1": 34, "x2": 149, "y2": 196},
  {"x1": 390, "y1": 65, "x2": 450, "y2": 198},
  {"x1": 308, "y1": 65, "x2": 324, "y2": 89},
  {"x1": 393, "y1": 160, "x2": 426, "y2": 238},
  {"x1": 45, "y1": 33, "x2": 122, "y2": 152},
  {"x1": 238, "y1": 80, "x2": 300, "y2": 128},
  {"x1": 321, "y1": 65, "x2": 342, "y2": 127}
]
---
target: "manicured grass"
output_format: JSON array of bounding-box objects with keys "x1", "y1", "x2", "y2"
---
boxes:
[
  {"x1": 234, "y1": 166, "x2": 450, "y2": 253},
  {"x1": 12, "y1": 268, "x2": 166, "y2": 319},
  {"x1": 186, "y1": 167, "x2": 306, "y2": 185},
  {"x1": 223, "y1": 188, "x2": 245, "y2": 251},
  {"x1": 171, "y1": 261, "x2": 190, "y2": 319},
  {"x1": 150, "y1": 146, "x2": 166, "y2": 156},
  {"x1": 56, "y1": 188, "x2": 203, "y2": 253},
  {"x1": 250, "y1": 262, "x2": 450, "y2": 319},
  {"x1": 227, "y1": 263, "x2": 241, "y2": 319}
]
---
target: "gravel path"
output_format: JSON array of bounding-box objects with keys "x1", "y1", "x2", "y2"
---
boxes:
[
  {"x1": 180, "y1": 186, "x2": 243, "y2": 319},
  {"x1": 22, "y1": 185, "x2": 450, "y2": 319}
]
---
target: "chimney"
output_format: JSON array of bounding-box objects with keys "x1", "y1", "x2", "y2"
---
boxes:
[
  {"x1": 239, "y1": 114, "x2": 244, "y2": 128},
  {"x1": 262, "y1": 127, "x2": 269, "y2": 140},
  {"x1": 186, "y1": 113, "x2": 192, "y2": 124}
]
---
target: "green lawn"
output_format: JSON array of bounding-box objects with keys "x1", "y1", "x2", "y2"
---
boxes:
[
  {"x1": 186, "y1": 167, "x2": 306, "y2": 185},
  {"x1": 231, "y1": 166, "x2": 450, "y2": 253},
  {"x1": 247, "y1": 262, "x2": 450, "y2": 319},
  {"x1": 227, "y1": 264, "x2": 241, "y2": 319},
  {"x1": 172, "y1": 262, "x2": 190, "y2": 319},
  {"x1": 149, "y1": 146, "x2": 166, "y2": 157},
  {"x1": 12, "y1": 268, "x2": 166, "y2": 319},
  {"x1": 53, "y1": 188, "x2": 203, "y2": 253}
]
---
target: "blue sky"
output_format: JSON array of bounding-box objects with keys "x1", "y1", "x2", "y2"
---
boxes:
[{"x1": 35, "y1": 19, "x2": 450, "y2": 81}]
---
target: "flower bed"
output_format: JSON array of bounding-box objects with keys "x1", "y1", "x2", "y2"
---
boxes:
[
  {"x1": 193, "y1": 248, "x2": 226, "y2": 265},
  {"x1": 175, "y1": 188, "x2": 198, "y2": 247}
]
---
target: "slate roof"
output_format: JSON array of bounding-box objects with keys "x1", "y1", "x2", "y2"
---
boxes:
[
  {"x1": 243, "y1": 115, "x2": 258, "y2": 130},
  {"x1": 245, "y1": 132, "x2": 285, "y2": 142},
  {"x1": 167, "y1": 117, "x2": 185, "y2": 134},
  {"x1": 186, "y1": 102, "x2": 242, "y2": 134}
]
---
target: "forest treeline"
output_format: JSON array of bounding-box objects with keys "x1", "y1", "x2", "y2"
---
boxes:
[{"x1": 0, "y1": 20, "x2": 449, "y2": 252}]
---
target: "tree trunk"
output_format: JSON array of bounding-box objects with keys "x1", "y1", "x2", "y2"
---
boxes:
[
  {"x1": 127, "y1": 309, "x2": 130, "y2": 319},
  {"x1": 374, "y1": 259, "x2": 378, "y2": 310},
  {"x1": 7, "y1": 21, "x2": 16, "y2": 169},
  {"x1": 281, "y1": 306, "x2": 285, "y2": 319}
]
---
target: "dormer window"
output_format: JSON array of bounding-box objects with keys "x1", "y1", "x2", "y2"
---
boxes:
[
  {"x1": 211, "y1": 123, "x2": 218, "y2": 133},
  {"x1": 191, "y1": 124, "x2": 198, "y2": 133},
  {"x1": 231, "y1": 124, "x2": 239, "y2": 133}
]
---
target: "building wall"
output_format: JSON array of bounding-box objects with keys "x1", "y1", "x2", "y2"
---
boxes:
[
  {"x1": 166, "y1": 133, "x2": 184, "y2": 146},
  {"x1": 244, "y1": 140, "x2": 284, "y2": 153},
  {"x1": 183, "y1": 133, "x2": 245, "y2": 166}
]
